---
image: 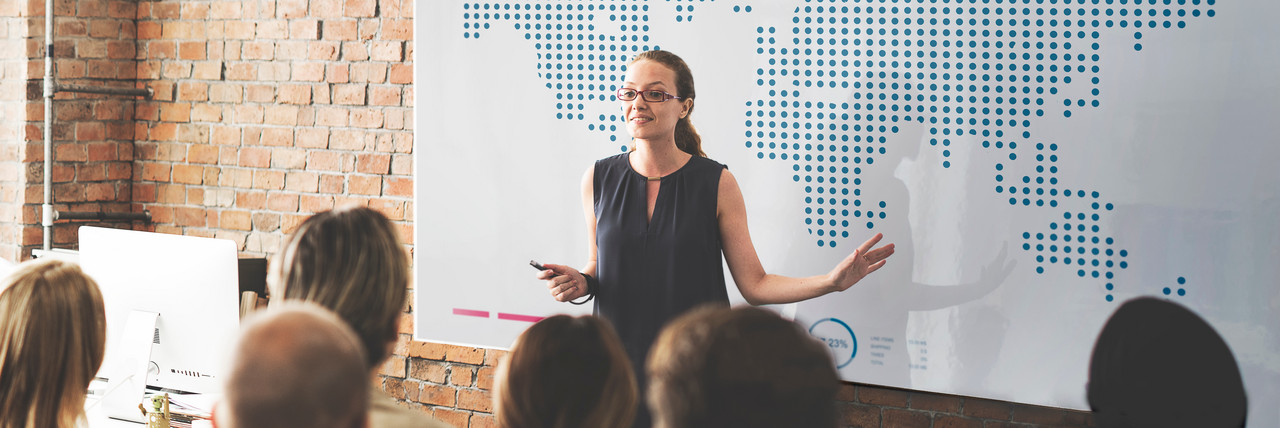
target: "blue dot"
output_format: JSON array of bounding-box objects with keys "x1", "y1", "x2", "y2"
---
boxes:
[
  {"x1": 1177, "y1": 276, "x2": 1186, "y2": 284},
  {"x1": 1163, "y1": 287, "x2": 1172, "y2": 295},
  {"x1": 1106, "y1": 294, "x2": 1114, "y2": 302},
  {"x1": 1178, "y1": 289, "x2": 1186, "y2": 296}
]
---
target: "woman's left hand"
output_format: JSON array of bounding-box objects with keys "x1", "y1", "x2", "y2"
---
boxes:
[
  {"x1": 538, "y1": 263, "x2": 590, "y2": 302},
  {"x1": 826, "y1": 233, "x2": 895, "y2": 292}
]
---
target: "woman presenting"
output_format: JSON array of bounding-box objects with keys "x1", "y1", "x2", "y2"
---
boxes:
[{"x1": 536, "y1": 50, "x2": 895, "y2": 377}]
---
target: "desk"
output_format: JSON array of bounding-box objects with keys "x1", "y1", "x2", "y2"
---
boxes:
[
  {"x1": 85, "y1": 393, "x2": 214, "y2": 428},
  {"x1": 85, "y1": 398, "x2": 144, "y2": 428}
]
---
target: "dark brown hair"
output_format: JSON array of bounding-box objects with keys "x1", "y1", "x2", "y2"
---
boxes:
[
  {"x1": 647, "y1": 306, "x2": 839, "y2": 428},
  {"x1": 268, "y1": 205, "x2": 408, "y2": 369},
  {"x1": 496, "y1": 315, "x2": 637, "y2": 428},
  {"x1": 632, "y1": 50, "x2": 704, "y2": 157},
  {"x1": 1088, "y1": 297, "x2": 1247, "y2": 428}
]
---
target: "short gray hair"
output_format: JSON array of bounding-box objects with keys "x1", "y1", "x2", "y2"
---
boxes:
[{"x1": 223, "y1": 302, "x2": 368, "y2": 428}]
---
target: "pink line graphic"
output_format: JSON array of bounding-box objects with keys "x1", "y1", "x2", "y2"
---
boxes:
[
  {"x1": 452, "y1": 308, "x2": 490, "y2": 318},
  {"x1": 497, "y1": 313, "x2": 544, "y2": 323}
]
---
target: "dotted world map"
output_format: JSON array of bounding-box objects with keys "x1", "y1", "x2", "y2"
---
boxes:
[{"x1": 459, "y1": 0, "x2": 1217, "y2": 302}]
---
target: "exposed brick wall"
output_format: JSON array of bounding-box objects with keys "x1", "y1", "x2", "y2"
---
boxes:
[
  {"x1": 44, "y1": 0, "x2": 140, "y2": 249},
  {"x1": 838, "y1": 384, "x2": 1094, "y2": 428},
  {"x1": 0, "y1": 4, "x2": 30, "y2": 262},
  {"x1": 1, "y1": 0, "x2": 138, "y2": 262},
  {"x1": 132, "y1": 0, "x2": 414, "y2": 254},
  {"x1": 0, "y1": 1, "x2": 1096, "y2": 427},
  {"x1": 381, "y1": 332, "x2": 500, "y2": 427}
]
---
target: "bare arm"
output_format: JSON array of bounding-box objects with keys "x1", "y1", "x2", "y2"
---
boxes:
[
  {"x1": 537, "y1": 166, "x2": 596, "y2": 302},
  {"x1": 718, "y1": 169, "x2": 895, "y2": 305}
]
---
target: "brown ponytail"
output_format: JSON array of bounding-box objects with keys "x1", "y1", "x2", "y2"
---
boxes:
[
  {"x1": 674, "y1": 116, "x2": 704, "y2": 158},
  {"x1": 632, "y1": 50, "x2": 705, "y2": 157}
]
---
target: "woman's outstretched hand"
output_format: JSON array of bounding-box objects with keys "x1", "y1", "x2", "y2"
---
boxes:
[
  {"x1": 826, "y1": 233, "x2": 895, "y2": 292},
  {"x1": 536, "y1": 263, "x2": 590, "y2": 302}
]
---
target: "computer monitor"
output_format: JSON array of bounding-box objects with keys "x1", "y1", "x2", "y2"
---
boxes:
[{"x1": 79, "y1": 226, "x2": 241, "y2": 399}]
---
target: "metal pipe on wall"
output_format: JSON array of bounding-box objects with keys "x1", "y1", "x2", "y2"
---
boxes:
[
  {"x1": 41, "y1": 0, "x2": 53, "y2": 252},
  {"x1": 56, "y1": 211, "x2": 153, "y2": 222},
  {"x1": 39, "y1": 2, "x2": 154, "y2": 253},
  {"x1": 58, "y1": 84, "x2": 152, "y2": 97}
]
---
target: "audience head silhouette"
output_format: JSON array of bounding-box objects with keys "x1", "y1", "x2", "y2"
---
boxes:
[
  {"x1": 0, "y1": 259, "x2": 105, "y2": 428},
  {"x1": 1088, "y1": 296, "x2": 1247, "y2": 428},
  {"x1": 647, "y1": 305, "x2": 839, "y2": 428},
  {"x1": 215, "y1": 302, "x2": 368, "y2": 428},
  {"x1": 495, "y1": 315, "x2": 637, "y2": 428},
  {"x1": 268, "y1": 205, "x2": 408, "y2": 370}
]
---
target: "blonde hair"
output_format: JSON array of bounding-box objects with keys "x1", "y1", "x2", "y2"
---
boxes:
[
  {"x1": 268, "y1": 206, "x2": 408, "y2": 369},
  {"x1": 647, "y1": 306, "x2": 839, "y2": 428},
  {"x1": 496, "y1": 315, "x2": 637, "y2": 428},
  {"x1": 0, "y1": 259, "x2": 106, "y2": 428}
]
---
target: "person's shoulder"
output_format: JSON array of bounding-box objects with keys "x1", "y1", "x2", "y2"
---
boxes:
[
  {"x1": 595, "y1": 152, "x2": 628, "y2": 166},
  {"x1": 690, "y1": 154, "x2": 727, "y2": 169},
  {"x1": 594, "y1": 152, "x2": 631, "y2": 177},
  {"x1": 688, "y1": 155, "x2": 729, "y2": 177},
  {"x1": 368, "y1": 390, "x2": 453, "y2": 428}
]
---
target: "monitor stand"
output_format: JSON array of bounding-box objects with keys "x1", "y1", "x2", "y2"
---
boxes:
[{"x1": 102, "y1": 310, "x2": 158, "y2": 423}]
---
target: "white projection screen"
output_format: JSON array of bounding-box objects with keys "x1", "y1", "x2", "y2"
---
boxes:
[{"x1": 415, "y1": 1, "x2": 1280, "y2": 422}]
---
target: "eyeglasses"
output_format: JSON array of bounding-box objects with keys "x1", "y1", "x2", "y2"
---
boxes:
[{"x1": 616, "y1": 88, "x2": 683, "y2": 103}]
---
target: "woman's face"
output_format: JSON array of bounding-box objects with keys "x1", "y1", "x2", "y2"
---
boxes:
[{"x1": 621, "y1": 60, "x2": 690, "y2": 142}]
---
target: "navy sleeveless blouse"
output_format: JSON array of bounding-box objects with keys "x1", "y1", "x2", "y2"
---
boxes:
[{"x1": 593, "y1": 152, "x2": 730, "y2": 371}]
